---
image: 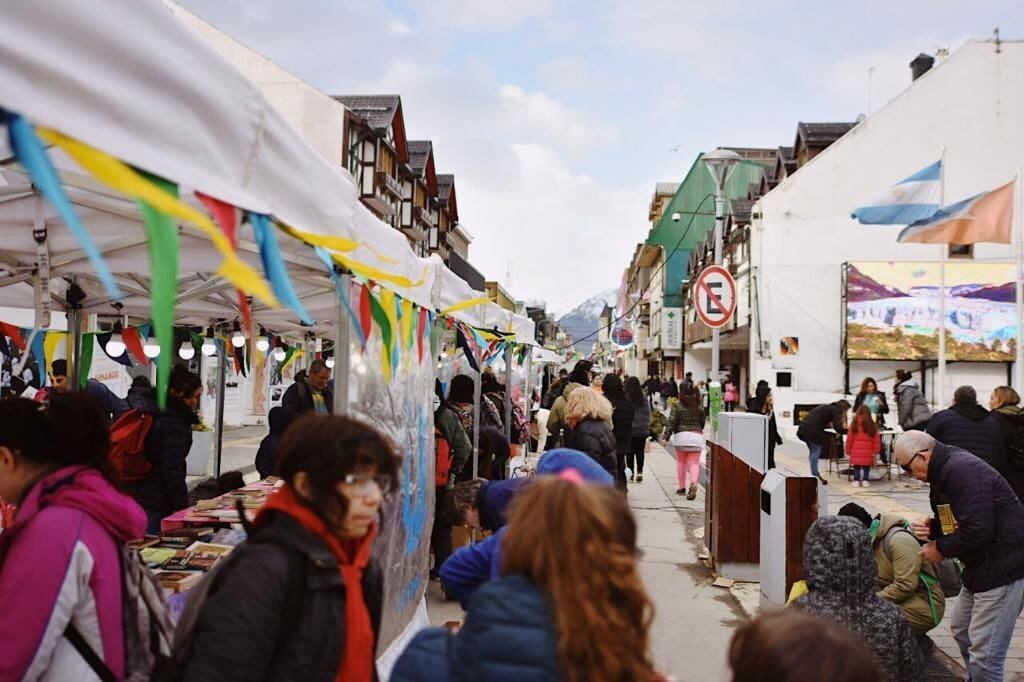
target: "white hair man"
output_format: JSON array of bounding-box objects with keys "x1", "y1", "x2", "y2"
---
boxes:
[{"x1": 894, "y1": 430, "x2": 1024, "y2": 680}]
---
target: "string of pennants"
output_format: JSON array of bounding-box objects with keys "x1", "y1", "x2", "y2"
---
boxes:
[{"x1": 1, "y1": 109, "x2": 493, "y2": 407}]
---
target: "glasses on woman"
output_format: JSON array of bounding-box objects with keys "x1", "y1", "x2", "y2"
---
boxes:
[{"x1": 340, "y1": 472, "x2": 392, "y2": 497}]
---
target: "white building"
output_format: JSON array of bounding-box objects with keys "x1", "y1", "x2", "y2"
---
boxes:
[{"x1": 751, "y1": 40, "x2": 1022, "y2": 430}]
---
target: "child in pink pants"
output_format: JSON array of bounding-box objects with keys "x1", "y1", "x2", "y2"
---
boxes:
[{"x1": 671, "y1": 430, "x2": 704, "y2": 500}]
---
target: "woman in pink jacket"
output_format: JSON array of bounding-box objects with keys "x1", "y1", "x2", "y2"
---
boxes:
[
  {"x1": 0, "y1": 394, "x2": 146, "y2": 680},
  {"x1": 845, "y1": 405, "x2": 881, "y2": 488}
]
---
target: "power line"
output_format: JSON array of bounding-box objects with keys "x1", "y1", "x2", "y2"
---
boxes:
[{"x1": 553, "y1": 192, "x2": 715, "y2": 352}]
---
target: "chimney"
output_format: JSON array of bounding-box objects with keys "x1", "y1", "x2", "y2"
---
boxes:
[{"x1": 910, "y1": 53, "x2": 935, "y2": 81}]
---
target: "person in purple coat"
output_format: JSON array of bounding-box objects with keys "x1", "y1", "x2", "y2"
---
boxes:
[{"x1": 0, "y1": 394, "x2": 146, "y2": 680}]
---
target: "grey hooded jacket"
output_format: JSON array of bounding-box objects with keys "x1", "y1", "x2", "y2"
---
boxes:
[
  {"x1": 793, "y1": 516, "x2": 922, "y2": 682},
  {"x1": 895, "y1": 379, "x2": 931, "y2": 430}
]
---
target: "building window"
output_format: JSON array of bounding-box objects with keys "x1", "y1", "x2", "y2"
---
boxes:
[{"x1": 948, "y1": 244, "x2": 974, "y2": 259}]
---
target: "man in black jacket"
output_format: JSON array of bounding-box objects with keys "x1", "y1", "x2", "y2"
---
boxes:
[
  {"x1": 927, "y1": 384, "x2": 1005, "y2": 473},
  {"x1": 282, "y1": 360, "x2": 333, "y2": 414},
  {"x1": 796, "y1": 400, "x2": 850, "y2": 484},
  {"x1": 896, "y1": 431, "x2": 1024, "y2": 680}
]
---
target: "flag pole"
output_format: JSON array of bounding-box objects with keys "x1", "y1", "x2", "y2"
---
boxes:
[
  {"x1": 1015, "y1": 168, "x2": 1023, "y2": 394},
  {"x1": 937, "y1": 147, "x2": 947, "y2": 408}
]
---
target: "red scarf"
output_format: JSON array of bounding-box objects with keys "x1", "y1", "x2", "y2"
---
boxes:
[{"x1": 257, "y1": 485, "x2": 377, "y2": 682}]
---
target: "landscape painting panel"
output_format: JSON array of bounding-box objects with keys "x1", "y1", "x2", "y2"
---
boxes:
[{"x1": 846, "y1": 261, "x2": 1017, "y2": 361}]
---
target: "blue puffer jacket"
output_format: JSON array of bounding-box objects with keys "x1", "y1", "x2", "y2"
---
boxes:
[
  {"x1": 928, "y1": 443, "x2": 1024, "y2": 593},
  {"x1": 391, "y1": 575, "x2": 560, "y2": 681},
  {"x1": 439, "y1": 449, "x2": 613, "y2": 607},
  {"x1": 927, "y1": 403, "x2": 1005, "y2": 472},
  {"x1": 480, "y1": 478, "x2": 530, "y2": 532}
]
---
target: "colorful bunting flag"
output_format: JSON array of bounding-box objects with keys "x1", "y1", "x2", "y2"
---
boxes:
[
  {"x1": 197, "y1": 193, "x2": 252, "y2": 331},
  {"x1": 78, "y1": 334, "x2": 95, "y2": 389},
  {"x1": 43, "y1": 331, "x2": 65, "y2": 378},
  {"x1": 249, "y1": 213, "x2": 312, "y2": 325},
  {"x1": 313, "y1": 246, "x2": 366, "y2": 348},
  {"x1": 37, "y1": 127, "x2": 277, "y2": 308},
  {"x1": 417, "y1": 307, "x2": 428, "y2": 363},
  {"x1": 367, "y1": 289, "x2": 393, "y2": 381},
  {"x1": 359, "y1": 285, "x2": 373, "y2": 350},
  {"x1": 136, "y1": 174, "x2": 179, "y2": 409},
  {"x1": 122, "y1": 326, "x2": 148, "y2": 366},
  {"x1": 0, "y1": 323, "x2": 26, "y2": 351}
]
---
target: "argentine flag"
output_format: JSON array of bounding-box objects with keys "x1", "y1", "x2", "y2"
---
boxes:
[{"x1": 851, "y1": 160, "x2": 942, "y2": 225}]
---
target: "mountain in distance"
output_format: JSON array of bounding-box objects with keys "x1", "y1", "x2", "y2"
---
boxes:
[
  {"x1": 846, "y1": 265, "x2": 910, "y2": 303},
  {"x1": 557, "y1": 287, "x2": 618, "y2": 355},
  {"x1": 963, "y1": 282, "x2": 1016, "y2": 303}
]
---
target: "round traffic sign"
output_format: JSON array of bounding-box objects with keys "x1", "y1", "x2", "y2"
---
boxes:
[{"x1": 693, "y1": 265, "x2": 736, "y2": 329}]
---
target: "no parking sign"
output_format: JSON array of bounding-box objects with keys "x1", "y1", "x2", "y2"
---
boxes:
[{"x1": 693, "y1": 265, "x2": 736, "y2": 329}]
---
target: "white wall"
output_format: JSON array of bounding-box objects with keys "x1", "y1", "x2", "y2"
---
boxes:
[
  {"x1": 752, "y1": 40, "x2": 1024, "y2": 419},
  {"x1": 166, "y1": 1, "x2": 347, "y2": 167}
]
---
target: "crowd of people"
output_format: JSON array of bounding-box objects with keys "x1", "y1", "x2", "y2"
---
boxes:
[{"x1": 7, "y1": 351, "x2": 1024, "y2": 680}]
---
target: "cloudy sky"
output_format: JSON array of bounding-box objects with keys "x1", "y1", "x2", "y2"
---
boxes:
[{"x1": 179, "y1": 0, "x2": 1018, "y2": 314}]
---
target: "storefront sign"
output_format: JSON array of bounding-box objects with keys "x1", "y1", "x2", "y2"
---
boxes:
[{"x1": 662, "y1": 308, "x2": 683, "y2": 349}]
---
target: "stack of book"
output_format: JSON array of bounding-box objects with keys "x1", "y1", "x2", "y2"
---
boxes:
[{"x1": 131, "y1": 531, "x2": 237, "y2": 593}]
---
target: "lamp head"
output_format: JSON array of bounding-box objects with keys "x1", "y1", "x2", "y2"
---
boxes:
[{"x1": 702, "y1": 148, "x2": 743, "y2": 190}]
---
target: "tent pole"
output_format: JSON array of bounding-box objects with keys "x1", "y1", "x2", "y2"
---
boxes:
[
  {"x1": 472, "y1": 370, "x2": 481, "y2": 479},
  {"x1": 333, "y1": 274, "x2": 352, "y2": 415},
  {"x1": 214, "y1": 343, "x2": 227, "y2": 478},
  {"x1": 503, "y1": 343, "x2": 513, "y2": 444},
  {"x1": 1015, "y1": 169, "x2": 1023, "y2": 394},
  {"x1": 67, "y1": 303, "x2": 83, "y2": 390},
  {"x1": 524, "y1": 346, "x2": 533, "y2": 453},
  {"x1": 937, "y1": 147, "x2": 947, "y2": 408}
]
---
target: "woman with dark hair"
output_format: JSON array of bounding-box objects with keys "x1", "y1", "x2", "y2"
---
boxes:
[
  {"x1": 447, "y1": 374, "x2": 502, "y2": 439},
  {"x1": 989, "y1": 385, "x2": 1024, "y2": 500},
  {"x1": 0, "y1": 395, "x2": 147, "y2": 680},
  {"x1": 625, "y1": 376, "x2": 651, "y2": 482},
  {"x1": 179, "y1": 414, "x2": 398, "y2": 681},
  {"x1": 394, "y1": 476, "x2": 658, "y2": 681},
  {"x1": 603, "y1": 373, "x2": 634, "y2": 490},
  {"x1": 131, "y1": 364, "x2": 203, "y2": 533},
  {"x1": 853, "y1": 377, "x2": 889, "y2": 429}
]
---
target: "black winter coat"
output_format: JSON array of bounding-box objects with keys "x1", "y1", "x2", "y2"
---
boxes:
[
  {"x1": 566, "y1": 418, "x2": 617, "y2": 476},
  {"x1": 927, "y1": 403, "x2": 1005, "y2": 472},
  {"x1": 608, "y1": 395, "x2": 635, "y2": 455},
  {"x1": 927, "y1": 443, "x2": 1024, "y2": 593},
  {"x1": 797, "y1": 402, "x2": 847, "y2": 445},
  {"x1": 182, "y1": 511, "x2": 384, "y2": 682},
  {"x1": 993, "y1": 407, "x2": 1024, "y2": 501},
  {"x1": 129, "y1": 389, "x2": 196, "y2": 517},
  {"x1": 281, "y1": 379, "x2": 334, "y2": 414},
  {"x1": 255, "y1": 407, "x2": 298, "y2": 479}
]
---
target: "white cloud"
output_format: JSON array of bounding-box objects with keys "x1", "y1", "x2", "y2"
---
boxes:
[
  {"x1": 498, "y1": 84, "x2": 619, "y2": 153},
  {"x1": 420, "y1": 0, "x2": 553, "y2": 28},
  {"x1": 538, "y1": 56, "x2": 593, "y2": 91}
]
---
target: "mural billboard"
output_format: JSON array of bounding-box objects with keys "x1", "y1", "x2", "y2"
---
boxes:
[{"x1": 845, "y1": 261, "x2": 1017, "y2": 361}]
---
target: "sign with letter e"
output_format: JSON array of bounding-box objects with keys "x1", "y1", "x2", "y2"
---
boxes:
[{"x1": 693, "y1": 265, "x2": 736, "y2": 329}]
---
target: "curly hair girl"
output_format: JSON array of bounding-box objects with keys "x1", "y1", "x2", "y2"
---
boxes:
[{"x1": 501, "y1": 477, "x2": 657, "y2": 682}]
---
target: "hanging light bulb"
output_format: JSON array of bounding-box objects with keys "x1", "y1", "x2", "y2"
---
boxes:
[
  {"x1": 230, "y1": 320, "x2": 246, "y2": 348},
  {"x1": 178, "y1": 340, "x2": 195, "y2": 360},
  {"x1": 255, "y1": 328, "x2": 270, "y2": 353},
  {"x1": 105, "y1": 321, "x2": 126, "y2": 357},
  {"x1": 201, "y1": 327, "x2": 217, "y2": 357},
  {"x1": 143, "y1": 337, "x2": 160, "y2": 358},
  {"x1": 273, "y1": 336, "x2": 287, "y2": 362},
  {"x1": 325, "y1": 357, "x2": 336, "y2": 369}
]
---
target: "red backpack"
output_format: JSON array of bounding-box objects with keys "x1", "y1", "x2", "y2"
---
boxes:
[
  {"x1": 110, "y1": 409, "x2": 155, "y2": 482},
  {"x1": 435, "y1": 427, "x2": 453, "y2": 487}
]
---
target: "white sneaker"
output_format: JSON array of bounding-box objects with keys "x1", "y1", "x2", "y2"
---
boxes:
[
  {"x1": 862, "y1": 480, "x2": 871, "y2": 488},
  {"x1": 853, "y1": 480, "x2": 862, "y2": 488}
]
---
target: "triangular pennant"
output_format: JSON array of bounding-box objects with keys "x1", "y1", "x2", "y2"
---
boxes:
[
  {"x1": 122, "y1": 326, "x2": 148, "y2": 366},
  {"x1": 401, "y1": 298, "x2": 415, "y2": 355},
  {"x1": 95, "y1": 332, "x2": 133, "y2": 367},
  {"x1": 0, "y1": 322, "x2": 26, "y2": 351},
  {"x1": 417, "y1": 307, "x2": 428, "y2": 364},
  {"x1": 367, "y1": 289, "x2": 392, "y2": 382},
  {"x1": 43, "y1": 331, "x2": 65, "y2": 380},
  {"x1": 313, "y1": 246, "x2": 366, "y2": 348},
  {"x1": 197, "y1": 193, "x2": 252, "y2": 331},
  {"x1": 136, "y1": 174, "x2": 180, "y2": 409},
  {"x1": 359, "y1": 284, "x2": 373, "y2": 351},
  {"x1": 27, "y1": 330, "x2": 46, "y2": 388},
  {"x1": 249, "y1": 213, "x2": 312, "y2": 325},
  {"x1": 78, "y1": 333, "x2": 95, "y2": 388}
]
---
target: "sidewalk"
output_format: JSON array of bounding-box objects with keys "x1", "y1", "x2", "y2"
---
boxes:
[{"x1": 777, "y1": 439, "x2": 1024, "y2": 679}]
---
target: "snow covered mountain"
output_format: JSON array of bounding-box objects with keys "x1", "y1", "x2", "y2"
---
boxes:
[{"x1": 557, "y1": 288, "x2": 618, "y2": 354}]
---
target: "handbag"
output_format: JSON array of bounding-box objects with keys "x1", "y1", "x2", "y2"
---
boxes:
[
  {"x1": 934, "y1": 558, "x2": 963, "y2": 598},
  {"x1": 670, "y1": 431, "x2": 704, "y2": 450}
]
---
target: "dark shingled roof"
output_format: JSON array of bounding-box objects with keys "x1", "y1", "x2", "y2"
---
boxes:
[
  {"x1": 729, "y1": 199, "x2": 755, "y2": 224},
  {"x1": 408, "y1": 140, "x2": 433, "y2": 176},
  {"x1": 437, "y1": 174, "x2": 454, "y2": 202},
  {"x1": 333, "y1": 95, "x2": 401, "y2": 130},
  {"x1": 796, "y1": 122, "x2": 856, "y2": 148}
]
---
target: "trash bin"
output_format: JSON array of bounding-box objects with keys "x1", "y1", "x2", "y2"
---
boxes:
[{"x1": 759, "y1": 468, "x2": 824, "y2": 608}]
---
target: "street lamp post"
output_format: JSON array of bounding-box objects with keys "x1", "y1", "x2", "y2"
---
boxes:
[{"x1": 701, "y1": 148, "x2": 742, "y2": 381}]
